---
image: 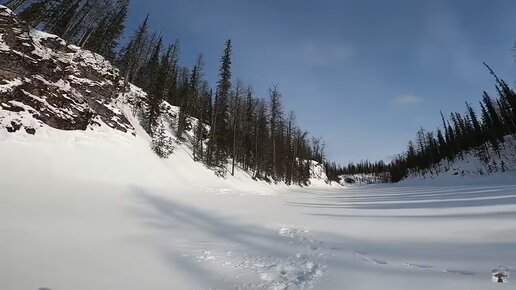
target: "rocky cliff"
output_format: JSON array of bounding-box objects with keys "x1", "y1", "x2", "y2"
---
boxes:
[{"x1": 0, "y1": 5, "x2": 134, "y2": 135}]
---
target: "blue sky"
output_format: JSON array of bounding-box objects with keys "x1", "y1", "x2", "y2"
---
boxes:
[{"x1": 125, "y1": 0, "x2": 516, "y2": 164}]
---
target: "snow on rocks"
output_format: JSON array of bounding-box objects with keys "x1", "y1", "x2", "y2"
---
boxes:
[
  {"x1": 0, "y1": 7, "x2": 134, "y2": 134},
  {"x1": 0, "y1": 77, "x2": 22, "y2": 92},
  {"x1": 308, "y1": 161, "x2": 338, "y2": 187},
  {"x1": 0, "y1": 34, "x2": 9, "y2": 51},
  {"x1": 0, "y1": 5, "x2": 14, "y2": 16}
]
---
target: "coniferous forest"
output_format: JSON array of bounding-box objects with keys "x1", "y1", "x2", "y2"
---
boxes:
[
  {"x1": 3, "y1": 0, "x2": 327, "y2": 185},
  {"x1": 3, "y1": 0, "x2": 516, "y2": 184},
  {"x1": 387, "y1": 65, "x2": 516, "y2": 182}
]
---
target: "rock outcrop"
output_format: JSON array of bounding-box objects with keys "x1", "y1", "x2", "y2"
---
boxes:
[{"x1": 0, "y1": 5, "x2": 134, "y2": 134}]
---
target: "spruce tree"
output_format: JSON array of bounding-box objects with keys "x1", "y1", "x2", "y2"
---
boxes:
[
  {"x1": 17, "y1": 0, "x2": 51, "y2": 26},
  {"x1": 208, "y1": 39, "x2": 232, "y2": 169},
  {"x1": 178, "y1": 54, "x2": 204, "y2": 139},
  {"x1": 144, "y1": 36, "x2": 163, "y2": 134},
  {"x1": 83, "y1": 0, "x2": 128, "y2": 60},
  {"x1": 466, "y1": 102, "x2": 482, "y2": 147},
  {"x1": 482, "y1": 92, "x2": 504, "y2": 144},
  {"x1": 45, "y1": 0, "x2": 79, "y2": 37},
  {"x1": 268, "y1": 85, "x2": 282, "y2": 180},
  {"x1": 120, "y1": 14, "x2": 149, "y2": 85}
]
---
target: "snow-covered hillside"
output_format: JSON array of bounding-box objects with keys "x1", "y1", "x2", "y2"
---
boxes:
[
  {"x1": 0, "y1": 5, "x2": 333, "y2": 186},
  {"x1": 402, "y1": 136, "x2": 516, "y2": 185}
]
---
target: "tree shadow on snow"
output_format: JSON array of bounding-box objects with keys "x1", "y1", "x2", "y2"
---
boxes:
[
  {"x1": 127, "y1": 186, "x2": 516, "y2": 288},
  {"x1": 286, "y1": 185, "x2": 516, "y2": 210},
  {"x1": 128, "y1": 187, "x2": 314, "y2": 288}
]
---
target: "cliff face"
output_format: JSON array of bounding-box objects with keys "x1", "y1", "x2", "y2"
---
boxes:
[{"x1": 0, "y1": 5, "x2": 134, "y2": 134}]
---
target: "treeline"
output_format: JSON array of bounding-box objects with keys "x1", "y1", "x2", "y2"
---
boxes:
[
  {"x1": 388, "y1": 64, "x2": 516, "y2": 182},
  {"x1": 4, "y1": 0, "x2": 128, "y2": 60},
  {"x1": 324, "y1": 160, "x2": 389, "y2": 182},
  {"x1": 6, "y1": 1, "x2": 329, "y2": 185}
]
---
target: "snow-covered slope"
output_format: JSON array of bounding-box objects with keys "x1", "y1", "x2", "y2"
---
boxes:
[{"x1": 402, "y1": 136, "x2": 516, "y2": 185}]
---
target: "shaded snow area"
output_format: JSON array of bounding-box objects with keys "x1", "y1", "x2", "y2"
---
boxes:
[{"x1": 2, "y1": 129, "x2": 516, "y2": 290}]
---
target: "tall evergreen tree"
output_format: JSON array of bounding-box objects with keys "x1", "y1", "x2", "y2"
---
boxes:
[
  {"x1": 178, "y1": 54, "x2": 204, "y2": 139},
  {"x1": 268, "y1": 84, "x2": 282, "y2": 180},
  {"x1": 120, "y1": 14, "x2": 149, "y2": 85},
  {"x1": 144, "y1": 36, "x2": 163, "y2": 134},
  {"x1": 207, "y1": 39, "x2": 232, "y2": 169},
  {"x1": 83, "y1": 0, "x2": 128, "y2": 59}
]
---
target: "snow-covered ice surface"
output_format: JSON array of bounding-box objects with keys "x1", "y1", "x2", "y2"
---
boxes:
[{"x1": 1, "y1": 128, "x2": 516, "y2": 289}]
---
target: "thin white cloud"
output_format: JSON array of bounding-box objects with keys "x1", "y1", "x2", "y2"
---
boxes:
[
  {"x1": 392, "y1": 94, "x2": 421, "y2": 106},
  {"x1": 287, "y1": 39, "x2": 355, "y2": 67},
  {"x1": 416, "y1": 2, "x2": 483, "y2": 82}
]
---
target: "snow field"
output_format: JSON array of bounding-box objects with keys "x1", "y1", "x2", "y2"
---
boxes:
[{"x1": 1, "y1": 102, "x2": 516, "y2": 290}]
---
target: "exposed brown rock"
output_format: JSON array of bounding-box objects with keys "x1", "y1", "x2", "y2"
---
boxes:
[{"x1": 0, "y1": 6, "x2": 134, "y2": 134}]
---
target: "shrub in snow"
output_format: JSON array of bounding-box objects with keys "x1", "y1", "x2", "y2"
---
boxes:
[
  {"x1": 151, "y1": 123, "x2": 174, "y2": 158},
  {"x1": 214, "y1": 166, "x2": 227, "y2": 178}
]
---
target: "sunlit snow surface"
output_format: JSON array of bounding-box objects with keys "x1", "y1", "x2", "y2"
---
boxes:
[{"x1": 1, "y1": 128, "x2": 516, "y2": 290}]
